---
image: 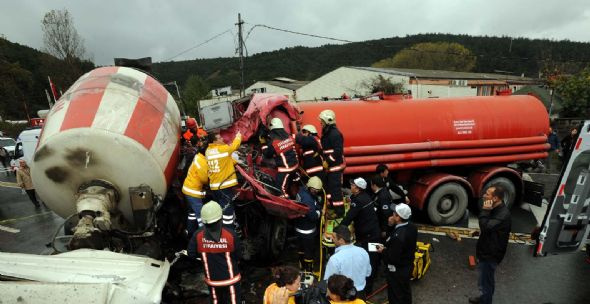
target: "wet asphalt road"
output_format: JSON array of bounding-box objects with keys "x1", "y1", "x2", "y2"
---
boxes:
[{"x1": 1, "y1": 173, "x2": 589, "y2": 303}]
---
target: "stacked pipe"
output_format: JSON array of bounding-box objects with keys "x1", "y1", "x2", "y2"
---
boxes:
[{"x1": 296, "y1": 95, "x2": 550, "y2": 175}]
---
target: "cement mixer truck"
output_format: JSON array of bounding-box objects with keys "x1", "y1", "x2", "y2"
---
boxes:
[{"x1": 31, "y1": 66, "x2": 549, "y2": 259}]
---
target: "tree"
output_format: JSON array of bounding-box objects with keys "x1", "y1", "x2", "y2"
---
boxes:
[
  {"x1": 41, "y1": 9, "x2": 86, "y2": 63},
  {"x1": 183, "y1": 75, "x2": 211, "y2": 116},
  {"x1": 552, "y1": 67, "x2": 590, "y2": 117},
  {"x1": 0, "y1": 61, "x2": 33, "y2": 119},
  {"x1": 372, "y1": 42, "x2": 476, "y2": 72}
]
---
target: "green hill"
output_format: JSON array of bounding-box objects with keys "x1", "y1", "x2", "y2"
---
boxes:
[
  {"x1": 153, "y1": 33, "x2": 590, "y2": 89},
  {"x1": 0, "y1": 37, "x2": 94, "y2": 120}
]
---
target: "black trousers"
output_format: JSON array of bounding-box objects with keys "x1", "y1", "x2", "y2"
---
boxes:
[
  {"x1": 208, "y1": 283, "x2": 241, "y2": 304},
  {"x1": 357, "y1": 239, "x2": 380, "y2": 294},
  {"x1": 297, "y1": 231, "x2": 317, "y2": 272},
  {"x1": 386, "y1": 265, "x2": 412, "y2": 304},
  {"x1": 326, "y1": 170, "x2": 344, "y2": 217},
  {"x1": 25, "y1": 189, "x2": 40, "y2": 206}
]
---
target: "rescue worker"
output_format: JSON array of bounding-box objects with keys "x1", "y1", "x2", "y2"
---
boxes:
[
  {"x1": 319, "y1": 110, "x2": 345, "y2": 218},
  {"x1": 370, "y1": 175, "x2": 394, "y2": 238},
  {"x1": 189, "y1": 201, "x2": 242, "y2": 304},
  {"x1": 376, "y1": 164, "x2": 409, "y2": 205},
  {"x1": 295, "y1": 124, "x2": 326, "y2": 182},
  {"x1": 263, "y1": 118, "x2": 299, "y2": 198},
  {"x1": 340, "y1": 177, "x2": 381, "y2": 295},
  {"x1": 377, "y1": 203, "x2": 417, "y2": 304},
  {"x1": 182, "y1": 138, "x2": 209, "y2": 237},
  {"x1": 292, "y1": 178, "x2": 322, "y2": 273},
  {"x1": 206, "y1": 131, "x2": 242, "y2": 226}
]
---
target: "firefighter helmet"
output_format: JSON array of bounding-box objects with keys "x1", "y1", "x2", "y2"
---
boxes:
[
  {"x1": 307, "y1": 176, "x2": 323, "y2": 190},
  {"x1": 201, "y1": 201, "x2": 222, "y2": 224},
  {"x1": 186, "y1": 117, "x2": 197, "y2": 129},
  {"x1": 269, "y1": 118, "x2": 284, "y2": 130},
  {"x1": 302, "y1": 124, "x2": 318, "y2": 134},
  {"x1": 318, "y1": 110, "x2": 336, "y2": 125}
]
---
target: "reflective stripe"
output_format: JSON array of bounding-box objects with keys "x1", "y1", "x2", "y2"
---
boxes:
[
  {"x1": 207, "y1": 152, "x2": 229, "y2": 160},
  {"x1": 278, "y1": 166, "x2": 298, "y2": 172},
  {"x1": 329, "y1": 155, "x2": 335, "y2": 162},
  {"x1": 223, "y1": 215, "x2": 234, "y2": 219},
  {"x1": 261, "y1": 146, "x2": 268, "y2": 150},
  {"x1": 316, "y1": 210, "x2": 321, "y2": 217},
  {"x1": 225, "y1": 252, "x2": 234, "y2": 277},
  {"x1": 303, "y1": 150, "x2": 314, "y2": 156},
  {"x1": 210, "y1": 179, "x2": 238, "y2": 188},
  {"x1": 324, "y1": 149, "x2": 334, "y2": 154},
  {"x1": 223, "y1": 220, "x2": 234, "y2": 225},
  {"x1": 280, "y1": 153, "x2": 289, "y2": 168},
  {"x1": 329, "y1": 165, "x2": 345, "y2": 172},
  {"x1": 306, "y1": 166, "x2": 324, "y2": 173},
  {"x1": 205, "y1": 273, "x2": 242, "y2": 287},
  {"x1": 187, "y1": 216, "x2": 197, "y2": 220},
  {"x1": 182, "y1": 185, "x2": 206, "y2": 196},
  {"x1": 332, "y1": 201, "x2": 344, "y2": 206},
  {"x1": 296, "y1": 227, "x2": 317, "y2": 234},
  {"x1": 230, "y1": 285, "x2": 237, "y2": 304},
  {"x1": 193, "y1": 156, "x2": 202, "y2": 168}
]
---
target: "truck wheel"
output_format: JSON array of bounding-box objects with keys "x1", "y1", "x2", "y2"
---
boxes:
[
  {"x1": 268, "y1": 218, "x2": 287, "y2": 259},
  {"x1": 482, "y1": 177, "x2": 516, "y2": 209},
  {"x1": 427, "y1": 182, "x2": 468, "y2": 225}
]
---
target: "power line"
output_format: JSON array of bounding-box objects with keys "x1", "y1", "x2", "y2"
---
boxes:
[
  {"x1": 163, "y1": 29, "x2": 233, "y2": 62},
  {"x1": 244, "y1": 23, "x2": 354, "y2": 44}
]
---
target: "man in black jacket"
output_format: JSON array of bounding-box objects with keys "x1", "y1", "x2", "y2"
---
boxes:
[
  {"x1": 469, "y1": 185, "x2": 511, "y2": 304},
  {"x1": 370, "y1": 174, "x2": 394, "y2": 238},
  {"x1": 340, "y1": 177, "x2": 381, "y2": 294},
  {"x1": 376, "y1": 164, "x2": 409, "y2": 204},
  {"x1": 377, "y1": 203, "x2": 417, "y2": 304},
  {"x1": 263, "y1": 118, "x2": 300, "y2": 198}
]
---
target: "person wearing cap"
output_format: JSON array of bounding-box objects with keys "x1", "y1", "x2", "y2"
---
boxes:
[
  {"x1": 263, "y1": 117, "x2": 300, "y2": 199},
  {"x1": 324, "y1": 225, "x2": 371, "y2": 298},
  {"x1": 291, "y1": 177, "x2": 322, "y2": 273},
  {"x1": 318, "y1": 109, "x2": 345, "y2": 218},
  {"x1": 182, "y1": 137, "x2": 209, "y2": 236},
  {"x1": 206, "y1": 131, "x2": 242, "y2": 226},
  {"x1": 375, "y1": 164, "x2": 409, "y2": 205},
  {"x1": 189, "y1": 201, "x2": 242, "y2": 304},
  {"x1": 295, "y1": 124, "x2": 326, "y2": 182},
  {"x1": 376, "y1": 203, "x2": 417, "y2": 304},
  {"x1": 340, "y1": 177, "x2": 381, "y2": 294}
]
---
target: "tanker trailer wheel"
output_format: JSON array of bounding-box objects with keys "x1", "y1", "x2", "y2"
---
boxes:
[
  {"x1": 482, "y1": 177, "x2": 516, "y2": 209},
  {"x1": 427, "y1": 182, "x2": 468, "y2": 225}
]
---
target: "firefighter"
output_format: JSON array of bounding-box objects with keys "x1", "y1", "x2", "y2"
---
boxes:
[
  {"x1": 182, "y1": 138, "x2": 209, "y2": 237},
  {"x1": 206, "y1": 131, "x2": 242, "y2": 226},
  {"x1": 263, "y1": 118, "x2": 300, "y2": 198},
  {"x1": 319, "y1": 109, "x2": 345, "y2": 218},
  {"x1": 295, "y1": 124, "x2": 326, "y2": 182},
  {"x1": 189, "y1": 201, "x2": 242, "y2": 304},
  {"x1": 292, "y1": 177, "x2": 322, "y2": 273}
]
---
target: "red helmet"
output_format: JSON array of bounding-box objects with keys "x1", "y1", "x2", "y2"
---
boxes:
[{"x1": 186, "y1": 117, "x2": 197, "y2": 129}]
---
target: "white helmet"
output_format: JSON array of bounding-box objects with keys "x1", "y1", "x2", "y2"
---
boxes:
[
  {"x1": 269, "y1": 118, "x2": 284, "y2": 130},
  {"x1": 318, "y1": 110, "x2": 336, "y2": 125},
  {"x1": 307, "y1": 176, "x2": 323, "y2": 190},
  {"x1": 201, "y1": 201, "x2": 222, "y2": 224},
  {"x1": 302, "y1": 124, "x2": 317, "y2": 134}
]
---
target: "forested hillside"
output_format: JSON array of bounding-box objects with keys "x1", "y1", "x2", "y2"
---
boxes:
[
  {"x1": 153, "y1": 33, "x2": 590, "y2": 89},
  {"x1": 0, "y1": 37, "x2": 93, "y2": 120}
]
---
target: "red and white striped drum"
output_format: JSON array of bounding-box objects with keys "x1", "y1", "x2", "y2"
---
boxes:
[{"x1": 31, "y1": 67, "x2": 181, "y2": 221}]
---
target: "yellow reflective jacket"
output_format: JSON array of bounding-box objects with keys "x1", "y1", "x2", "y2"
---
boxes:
[
  {"x1": 182, "y1": 153, "x2": 209, "y2": 198},
  {"x1": 206, "y1": 134, "x2": 242, "y2": 190}
]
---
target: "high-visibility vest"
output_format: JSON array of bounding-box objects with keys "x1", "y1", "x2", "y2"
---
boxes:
[
  {"x1": 206, "y1": 135, "x2": 241, "y2": 190},
  {"x1": 182, "y1": 153, "x2": 209, "y2": 198}
]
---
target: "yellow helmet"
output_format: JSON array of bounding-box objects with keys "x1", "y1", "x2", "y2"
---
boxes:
[
  {"x1": 318, "y1": 110, "x2": 336, "y2": 125},
  {"x1": 307, "y1": 176, "x2": 323, "y2": 190},
  {"x1": 269, "y1": 117, "x2": 284, "y2": 130},
  {"x1": 302, "y1": 124, "x2": 317, "y2": 134},
  {"x1": 201, "y1": 201, "x2": 222, "y2": 224}
]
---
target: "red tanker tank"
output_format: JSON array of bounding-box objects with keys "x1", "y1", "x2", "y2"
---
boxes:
[{"x1": 298, "y1": 95, "x2": 548, "y2": 148}]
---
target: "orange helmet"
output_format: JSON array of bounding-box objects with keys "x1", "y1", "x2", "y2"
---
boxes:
[{"x1": 186, "y1": 117, "x2": 197, "y2": 129}]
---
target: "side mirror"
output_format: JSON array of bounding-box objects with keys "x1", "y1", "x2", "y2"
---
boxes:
[{"x1": 13, "y1": 143, "x2": 23, "y2": 159}]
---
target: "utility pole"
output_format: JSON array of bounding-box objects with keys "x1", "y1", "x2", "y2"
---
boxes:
[{"x1": 237, "y1": 13, "x2": 245, "y2": 97}]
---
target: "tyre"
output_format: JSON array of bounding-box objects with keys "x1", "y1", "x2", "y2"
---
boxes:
[
  {"x1": 268, "y1": 217, "x2": 287, "y2": 259},
  {"x1": 427, "y1": 182, "x2": 468, "y2": 225},
  {"x1": 482, "y1": 177, "x2": 516, "y2": 209}
]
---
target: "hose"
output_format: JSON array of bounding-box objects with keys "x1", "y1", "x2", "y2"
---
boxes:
[
  {"x1": 50, "y1": 213, "x2": 77, "y2": 253},
  {"x1": 318, "y1": 188, "x2": 328, "y2": 280}
]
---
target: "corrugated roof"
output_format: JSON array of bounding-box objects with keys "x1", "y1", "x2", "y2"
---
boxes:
[
  {"x1": 264, "y1": 80, "x2": 310, "y2": 90},
  {"x1": 350, "y1": 66, "x2": 540, "y2": 83}
]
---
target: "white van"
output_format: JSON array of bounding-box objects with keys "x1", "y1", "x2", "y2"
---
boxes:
[{"x1": 12, "y1": 128, "x2": 42, "y2": 166}]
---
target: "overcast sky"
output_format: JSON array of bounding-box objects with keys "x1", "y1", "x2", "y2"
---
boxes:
[{"x1": 1, "y1": 0, "x2": 589, "y2": 65}]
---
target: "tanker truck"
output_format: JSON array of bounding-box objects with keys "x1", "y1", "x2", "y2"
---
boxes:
[{"x1": 30, "y1": 66, "x2": 549, "y2": 259}]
